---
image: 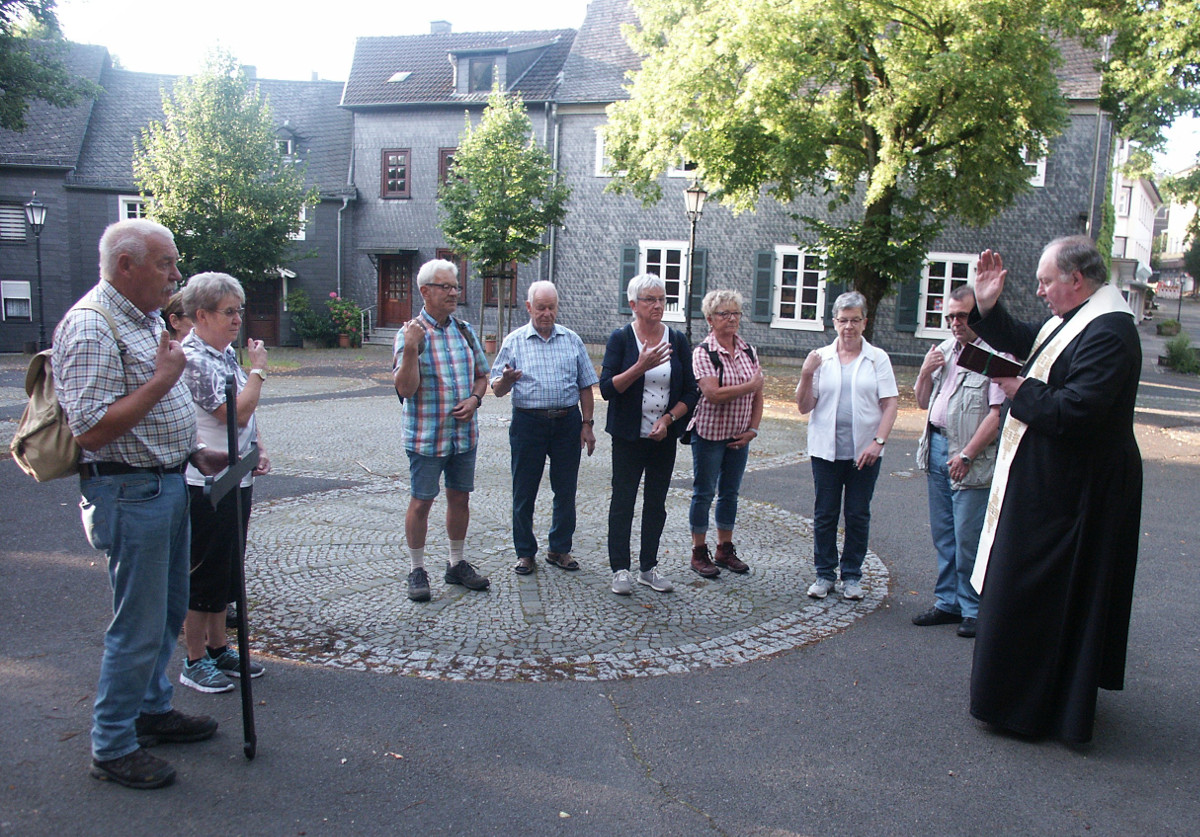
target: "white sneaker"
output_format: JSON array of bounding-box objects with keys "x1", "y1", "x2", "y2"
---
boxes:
[
  {"x1": 637, "y1": 568, "x2": 674, "y2": 593},
  {"x1": 842, "y1": 580, "x2": 865, "y2": 600},
  {"x1": 611, "y1": 570, "x2": 633, "y2": 595},
  {"x1": 807, "y1": 578, "x2": 835, "y2": 599}
]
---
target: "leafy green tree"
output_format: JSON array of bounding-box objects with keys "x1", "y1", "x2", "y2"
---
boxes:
[
  {"x1": 133, "y1": 50, "x2": 317, "y2": 282},
  {"x1": 0, "y1": 0, "x2": 97, "y2": 131},
  {"x1": 439, "y1": 87, "x2": 570, "y2": 337},
  {"x1": 1184, "y1": 237, "x2": 1200, "y2": 284},
  {"x1": 604, "y1": 0, "x2": 1080, "y2": 336}
]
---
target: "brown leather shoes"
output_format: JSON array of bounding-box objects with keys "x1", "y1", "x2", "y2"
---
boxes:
[
  {"x1": 690, "y1": 544, "x2": 720, "y2": 578},
  {"x1": 714, "y1": 542, "x2": 749, "y2": 574}
]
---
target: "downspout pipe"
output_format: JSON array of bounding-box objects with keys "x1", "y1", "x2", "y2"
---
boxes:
[{"x1": 337, "y1": 196, "x2": 350, "y2": 297}]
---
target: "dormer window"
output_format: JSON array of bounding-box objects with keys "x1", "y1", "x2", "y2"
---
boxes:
[
  {"x1": 277, "y1": 138, "x2": 294, "y2": 157},
  {"x1": 468, "y1": 57, "x2": 495, "y2": 92}
]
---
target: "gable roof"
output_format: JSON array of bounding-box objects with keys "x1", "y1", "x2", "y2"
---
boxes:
[
  {"x1": 342, "y1": 29, "x2": 575, "y2": 107},
  {"x1": 67, "y1": 67, "x2": 354, "y2": 198},
  {"x1": 0, "y1": 41, "x2": 108, "y2": 168}
]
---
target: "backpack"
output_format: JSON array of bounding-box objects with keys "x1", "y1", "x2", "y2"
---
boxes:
[
  {"x1": 393, "y1": 315, "x2": 485, "y2": 405},
  {"x1": 705, "y1": 343, "x2": 757, "y2": 386},
  {"x1": 10, "y1": 302, "x2": 122, "y2": 482}
]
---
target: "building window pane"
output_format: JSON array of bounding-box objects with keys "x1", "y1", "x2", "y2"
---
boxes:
[
  {"x1": 1, "y1": 280, "x2": 32, "y2": 320},
  {"x1": 381, "y1": 149, "x2": 411, "y2": 198},
  {"x1": 771, "y1": 246, "x2": 825, "y2": 330},
  {"x1": 916, "y1": 253, "x2": 975, "y2": 338},
  {"x1": 640, "y1": 241, "x2": 685, "y2": 321}
]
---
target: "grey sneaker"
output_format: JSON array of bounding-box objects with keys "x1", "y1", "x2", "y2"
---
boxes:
[
  {"x1": 445, "y1": 560, "x2": 490, "y2": 591},
  {"x1": 209, "y1": 646, "x2": 264, "y2": 679},
  {"x1": 611, "y1": 569, "x2": 633, "y2": 595},
  {"x1": 407, "y1": 567, "x2": 431, "y2": 601},
  {"x1": 807, "y1": 578, "x2": 836, "y2": 599},
  {"x1": 842, "y1": 580, "x2": 865, "y2": 601},
  {"x1": 179, "y1": 657, "x2": 234, "y2": 694},
  {"x1": 637, "y1": 568, "x2": 674, "y2": 593}
]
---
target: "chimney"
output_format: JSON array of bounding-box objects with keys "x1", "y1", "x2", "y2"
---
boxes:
[
  {"x1": 311, "y1": 71, "x2": 319, "y2": 82},
  {"x1": 241, "y1": 65, "x2": 257, "y2": 80},
  {"x1": 431, "y1": 20, "x2": 451, "y2": 35}
]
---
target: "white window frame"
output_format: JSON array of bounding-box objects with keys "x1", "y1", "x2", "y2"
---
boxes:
[
  {"x1": 288, "y1": 204, "x2": 308, "y2": 241},
  {"x1": 1023, "y1": 147, "x2": 1047, "y2": 187},
  {"x1": 1, "y1": 280, "x2": 32, "y2": 321},
  {"x1": 118, "y1": 195, "x2": 148, "y2": 221},
  {"x1": 770, "y1": 245, "x2": 826, "y2": 331},
  {"x1": 594, "y1": 128, "x2": 626, "y2": 178},
  {"x1": 639, "y1": 240, "x2": 687, "y2": 322},
  {"x1": 916, "y1": 252, "x2": 976, "y2": 339},
  {"x1": 1117, "y1": 185, "x2": 1133, "y2": 217},
  {"x1": 0, "y1": 204, "x2": 26, "y2": 241}
]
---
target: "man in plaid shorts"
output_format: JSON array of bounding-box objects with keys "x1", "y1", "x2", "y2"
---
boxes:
[{"x1": 393, "y1": 259, "x2": 491, "y2": 602}]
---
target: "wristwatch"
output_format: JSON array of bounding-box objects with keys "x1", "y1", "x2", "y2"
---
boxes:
[
  {"x1": 582, "y1": 419, "x2": 595, "y2": 426},
  {"x1": 471, "y1": 393, "x2": 483, "y2": 406},
  {"x1": 250, "y1": 368, "x2": 267, "y2": 381},
  {"x1": 873, "y1": 436, "x2": 886, "y2": 446},
  {"x1": 959, "y1": 453, "x2": 973, "y2": 465}
]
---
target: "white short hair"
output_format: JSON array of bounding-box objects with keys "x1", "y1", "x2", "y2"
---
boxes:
[
  {"x1": 417, "y1": 258, "x2": 458, "y2": 287},
  {"x1": 626, "y1": 272, "x2": 665, "y2": 303},
  {"x1": 99, "y1": 219, "x2": 175, "y2": 282},
  {"x1": 526, "y1": 280, "x2": 558, "y2": 303}
]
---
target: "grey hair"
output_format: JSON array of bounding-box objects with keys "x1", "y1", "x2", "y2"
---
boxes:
[
  {"x1": 1045, "y1": 235, "x2": 1106, "y2": 289},
  {"x1": 527, "y1": 280, "x2": 558, "y2": 303},
  {"x1": 948, "y1": 284, "x2": 976, "y2": 303},
  {"x1": 832, "y1": 290, "x2": 867, "y2": 317},
  {"x1": 181, "y1": 272, "x2": 245, "y2": 318},
  {"x1": 701, "y1": 288, "x2": 744, "y2": 318},
  {"x1": 626, "y1": 272, "x2": 666, "y2": 303},
  {"x1": 98, "y1": 219, "x2": 175, "y2": 282},
  {"x1": 417, "y1": 258, "x2": 458, "y2": 288}
]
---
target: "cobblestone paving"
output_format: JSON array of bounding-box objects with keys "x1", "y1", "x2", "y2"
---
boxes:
[{"x1": 248, "y1": 378, "x2": 887, "y2": 681}]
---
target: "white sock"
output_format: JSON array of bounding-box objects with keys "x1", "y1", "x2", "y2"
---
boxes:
[
  {"x1": 408, "y1": 546, "x2": 424, "y2": 571},
  {"x1": 448, "y1": 539, "x2": 465, "y2": 566}
]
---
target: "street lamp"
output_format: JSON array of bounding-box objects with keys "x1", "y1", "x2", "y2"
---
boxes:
[
  {"x1": 23, "y1": 192, "x2": 47, "y2": 351},
  {"x1": 683, "y1": 181, "x2": 707, "y2": 344}
]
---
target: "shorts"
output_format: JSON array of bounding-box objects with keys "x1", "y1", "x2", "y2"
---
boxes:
[{"x1": 406, "y1": 447, "x2": 477, "y2": 500}]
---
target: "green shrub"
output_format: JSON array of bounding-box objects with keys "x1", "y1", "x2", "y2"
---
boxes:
[
  {"x1": 1165, "y1": 332, "x2": 1200, "y2": 375},
  {"x1": 286, "y1": 289, "x2": 338, "y2": 343}
]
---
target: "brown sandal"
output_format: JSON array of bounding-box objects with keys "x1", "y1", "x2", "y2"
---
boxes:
[
  {"x1": 545, "y1": 552, "x2": 580, "y2": 571},
  {"x1": 514, "y1": 556, "x2": 535, "y2": 575}
]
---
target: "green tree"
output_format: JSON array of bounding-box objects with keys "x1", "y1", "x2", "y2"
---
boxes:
[
  {"x1": 133, "y1": 50, "x2": 317, "y2": 282},
  {"x1": 604, "y1": 0, "x2": 1077, "y2": 336},
  {"x1": 438, "y1": 87, "x2": 570, "y2": 337},
  {"x1": 0, "y1": 0, "x2": 97, "y2": 131},
  {"x1": 1184, "y1": 237, "x2": 1200, "y2": 284}
]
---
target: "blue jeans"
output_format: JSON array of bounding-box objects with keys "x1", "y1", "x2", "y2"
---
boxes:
[
  {"x1": 926, "y1": 430, "x2": 986, "y2": 619},
  {"x1": 689, "y1": 435, "x2": 750, "y2": 534},
  {"x1": 608, "y1": 435, "x2": 676, "y2": 572},
  {"x1": 406, "y1": 447, "x2": 477, "y2": 499},
  {"x1": 80, "y1": 471, "x2": 191, "y2": 761},
  {"x1": 811, "y1": 456, "x2": 881, "y2": 583},
  {"x1": 510, "y1": 407, "x2": 583, "y2": 557}
]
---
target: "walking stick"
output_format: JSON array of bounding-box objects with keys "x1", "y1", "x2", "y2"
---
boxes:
[{"x1": 204, "y1": 373, "x2": 259, "y2": 760}]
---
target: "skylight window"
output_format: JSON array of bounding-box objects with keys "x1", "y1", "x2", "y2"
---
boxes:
[{"x1": 387, "y1": 71, "x2": 412, "y2": 83}]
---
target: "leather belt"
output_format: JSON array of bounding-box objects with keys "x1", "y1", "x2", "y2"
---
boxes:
[
  {"x1": 930, "y1": 426, "x2": 946, "y2": 435},
  {"x1": 515, "y1": 406, "x2": 576, "y2": 419},
  {"x1": 79, "y1": 461, "x2": 188, "y2": 478}
]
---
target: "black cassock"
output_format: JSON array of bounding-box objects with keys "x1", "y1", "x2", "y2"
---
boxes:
[{"x1": 968, "y1": 301, "x2": 1142, "y2": 744}]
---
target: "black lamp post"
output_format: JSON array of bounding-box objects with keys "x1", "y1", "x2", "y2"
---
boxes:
[
  {"x1": 683, "y1": 181, "x2": 707, "y2": 344},
  {"x1": 24, "y1": 192, "x2": 47, "y2": 351}
]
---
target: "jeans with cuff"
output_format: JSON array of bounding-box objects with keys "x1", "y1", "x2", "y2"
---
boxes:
[
  {"x1": 688, "y1": 435, "x2": 750, "y2": 534},
  {"x1": 811, "y1": 456, "x2": 881, "y2": 583}
]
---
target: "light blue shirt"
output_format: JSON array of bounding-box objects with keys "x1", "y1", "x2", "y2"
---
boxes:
[{"x1": 489, "y1": 322, "x2": 598, "y2": 410}]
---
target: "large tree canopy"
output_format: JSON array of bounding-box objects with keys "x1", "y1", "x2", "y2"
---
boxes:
[
  {"x1": 439, "y1": 87, "x2": 570, "y2": 335},
  {"x1": 604, "y1": 0, "x2": 1078, "y2": 335},
  {"x1": 0, "y1": 0, "x2": 95, "y2": 131},
  {"x1": 133, "y1": 50, "x2": 316, "y2": 282}
]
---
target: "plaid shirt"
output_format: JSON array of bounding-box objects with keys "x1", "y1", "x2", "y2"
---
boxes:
[
  {"x1": 689, "y1": 332, "x2": 760, "y2": 441},
  {"x1": 393, "y1": 308, "x2": 489, "y2": 456},
  {"x1": 488, "y1": 322, "x2": 598, "y2": 409},
  {"x1": 52, "y1": 281, "x2": 197, "y2": 468},
  {"x1": 181, "y1": 332, "x2": 258, "y2": 487}
]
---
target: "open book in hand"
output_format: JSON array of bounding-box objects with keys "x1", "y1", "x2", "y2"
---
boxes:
[{"x1": 957, "y1": 342, "x2": 1023, "y2": 378}]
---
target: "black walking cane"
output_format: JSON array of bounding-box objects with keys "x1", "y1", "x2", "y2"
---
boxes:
[{"x1": 204, "y1": 373, "x2": 260, "y2": 760}]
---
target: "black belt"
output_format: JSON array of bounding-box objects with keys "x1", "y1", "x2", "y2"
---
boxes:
[
  {"x1": 515, "y1": 406, "x2": 576, "y2": 419},
  {"x1": 930, "y1": 426, "x2": 946, "y2": 435},
  {"x1": 79, "y1": 461, "x2": 188, "y2": 478}
]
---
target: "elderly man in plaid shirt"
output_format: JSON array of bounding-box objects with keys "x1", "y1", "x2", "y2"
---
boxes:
[
  {"x1": 393, "y1": 259, "x2": 491, "y2": 602},
  {"x1": 490, "y1": 281, "x2": 599, "y2": 576}
]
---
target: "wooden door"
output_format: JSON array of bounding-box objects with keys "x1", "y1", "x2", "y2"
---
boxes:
[
  {"x1": 379, "y1": 255, "x2": 413, "y2": 327},
  {"x1": 244, "y1": 281, "x2": 279, "y2": 345}
]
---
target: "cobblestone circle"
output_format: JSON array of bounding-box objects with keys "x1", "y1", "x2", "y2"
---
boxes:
[{"x1": 246, "y1": 375, "x2": 888, "y2": 681}]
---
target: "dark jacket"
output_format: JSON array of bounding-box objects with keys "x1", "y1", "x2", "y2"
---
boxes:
[{"x1": 599, "y1": 323, "x2": 699, "y2": 442}]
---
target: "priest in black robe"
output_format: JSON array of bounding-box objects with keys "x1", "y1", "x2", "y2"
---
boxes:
[{"x1": 966, "y1": 235, "x2": 1142, "y2": 744}]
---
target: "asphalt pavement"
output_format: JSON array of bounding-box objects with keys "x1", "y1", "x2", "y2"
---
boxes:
[{"x1": 1, "y1": 300, "x2": 1198, "y2": 836}]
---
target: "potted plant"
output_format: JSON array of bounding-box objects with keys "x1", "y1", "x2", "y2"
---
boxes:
[
  {"x1": 327, "y1": 292, "x2": 363, "y2": 348},
  {"x1": 286, "y1": 290, "x2": 337, "y2": 348},
  {"x1": 484, "y1": 333, "x2": 498, "y2": 353}
]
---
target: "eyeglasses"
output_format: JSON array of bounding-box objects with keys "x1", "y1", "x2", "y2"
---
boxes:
[
  {"x1": 425, "y1": 282, "x2": 460, "y2": 293},
  {"x1": 636, "y1": 296, "x2": 666, "y2": 306},
  {"x1": 944, "y1": 312, "x2": 969, "y2": 322},
  {"x1": 834, "y1": 316, "x2": 864, "y2": 326},
  {"x1": 712, "y1": 310, "x2": 742, "y2": 320},
  {"x1": 210, "y1": 306, "x2": 244, "y2": 318}
]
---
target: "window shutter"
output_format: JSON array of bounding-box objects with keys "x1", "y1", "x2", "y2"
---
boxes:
[
  {"x1": 894, "y1": 278, "x2": 920, "y2": 333},
  {"x1": 619, "y1": 245, "x2": 637, "y2": 313},
  {"x1": 688, "y1": 248, "x2": 708, "y2": 318},
  {"x1": 751, "y1": 250, "x2": 774, "y2": 323},
  {"x1": 823, "y1": 280, "x2": 847, "y2": 328}
]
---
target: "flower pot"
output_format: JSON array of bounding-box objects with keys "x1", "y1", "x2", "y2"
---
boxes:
[
  {"x1": 485, "y1": 337, "x2": 497, "y2": 353},
  {"x1": 338, "y1": 333, "x2": 351, "y2": 348}
]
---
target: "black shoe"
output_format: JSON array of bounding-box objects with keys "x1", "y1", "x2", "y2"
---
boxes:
[
  {"x1": 957, "y1": 617, "x2": 977, "y2": 638},
  {"x1": 445, "y1": 560, "x2": 490, "y2": 591},
  {"x1": 225, "y1": 602, "x2": 238, "y2": 628},
  {"x1": 90, "y1": 748, "x2": 175, "y2": 789},
  {"x1": 135, "y1": 709, "x2": 218, "y2": 747},
  {"x1": 912, "y1": 606, "x2": 963, "y2": 626},
  {"x1": 407, "y1": 567, "x2": 431, "y2": 601}
]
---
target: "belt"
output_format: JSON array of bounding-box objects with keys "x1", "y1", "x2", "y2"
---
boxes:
[
  {"x1": 515, "y1": 406, "x2": 576, "y2": 419},
  {"x1": 930, "y1": 426, "x2": 946, "y2": 435},
  {"x1": 79, "y1": 461, "x2": 188, "y2": 478}
]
